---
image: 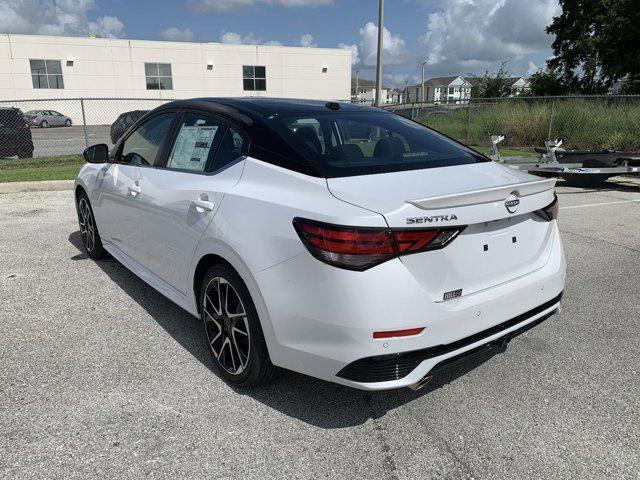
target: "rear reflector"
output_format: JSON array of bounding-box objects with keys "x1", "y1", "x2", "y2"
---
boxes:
[
  {"x1": 293, "y1": 218, "x2": 464, "y2": 271},
  {"x1": 373, "y1": 327, "x2": 425, "y2": 339}
]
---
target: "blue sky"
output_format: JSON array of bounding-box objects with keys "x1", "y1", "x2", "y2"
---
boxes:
[{"x1": 1, "y1": 0, "x2": 561, "y2": 86}]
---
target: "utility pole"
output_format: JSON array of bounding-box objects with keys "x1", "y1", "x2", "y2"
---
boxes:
[
  {"x1": 404, "y1": 80, "x2": 408, "y2": 104},
  {"x1": 355, "y1": 69, "x2": 359, "y2": 103},
  {"x1": 421, "y1": 60, "x2": 428, "y2": 104},
  {"x1": 374, "y1": 0, "x2": 384, "y2": 107}
]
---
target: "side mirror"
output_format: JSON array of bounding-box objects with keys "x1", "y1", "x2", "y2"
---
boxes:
[{"x1": 83, "y1": 144, "x2": 109, "y2": 163}]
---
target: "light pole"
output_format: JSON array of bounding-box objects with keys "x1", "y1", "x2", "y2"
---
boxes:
[
  {"x1": 374, "y1": 0, "x2": 384, "y2": 107},
  {"x1": 421, "y1": 60, "x2": 428, "y2": 104},
  {"x1": 355, "y1": 69, "x2": 359, "y2": 103}
]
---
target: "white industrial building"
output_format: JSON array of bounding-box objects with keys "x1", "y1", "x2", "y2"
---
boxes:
[{"x1": 0, "y1": 34, "x2": 352, "y2": 102}]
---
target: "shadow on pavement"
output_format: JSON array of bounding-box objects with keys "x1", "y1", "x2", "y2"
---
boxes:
[{"x1": 69, "y1": 230, "x2": 501, "y2": 429}]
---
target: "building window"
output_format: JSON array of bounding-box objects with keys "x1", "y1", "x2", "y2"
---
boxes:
[
  {"x1": 448, "y1": 87, "x2": 455, "y2": 94},
  {"x1": 243, "y1": 66, "x2": 266, "y2": 91},
  {"x1": 30, "y1": 60, "x2": 64, "y2": 89},
  {"x1": 145, "y1": 63, "x2": 173, "y2": 90}
]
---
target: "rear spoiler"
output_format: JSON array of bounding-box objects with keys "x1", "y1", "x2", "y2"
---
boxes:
[{"x1": 406, "y1": 178, "x2": 556, "y2": 210}]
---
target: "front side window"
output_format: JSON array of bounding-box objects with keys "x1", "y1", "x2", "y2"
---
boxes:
[
  {"x1": 166, "y1": 114, "x2": 224, "y2": 172},
  {"x1": 145, "y1": 63, "x2": 173, "y2": 90},
  {"x1": 30, "y1": 60, "x2": 64, "y2": 89},
  {"x1": 243, "y1": 66, "x2": 266, "y2": 91},
  {"x1": 274, "y1": 112, "x2": 487, "y2": 177},
  {"x1": 120, "y1": 113, "x2": 175, "y2": 166}
]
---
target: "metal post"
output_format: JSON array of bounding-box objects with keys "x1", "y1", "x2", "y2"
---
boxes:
[
  {"x1": 80, "y1": 98, "x2": 89, "y2": 148},
  {"x1": 547, "y1": 99, "x2": 555, "y2": 140},
  {"x1": 421, "y1": 60, "x2": 427, "y2": 104},
  {"x1": 374, "y1": 0, "x2": 384, "y2": 107},
  {"x1": 466, "y1": 99, "x2": 472, "y2": 144}
]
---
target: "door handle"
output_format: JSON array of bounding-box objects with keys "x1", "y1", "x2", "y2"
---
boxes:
[
  {"x1": 193, "y1": 199, "x2": 215, "y2": 213},
  {"x1": 129, "y1": 185, "x2": 142, "y2": 197}
]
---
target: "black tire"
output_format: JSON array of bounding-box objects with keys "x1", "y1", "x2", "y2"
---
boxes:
[
  {"x1": 200, "y1": 265, "x2": 279, "y2": 387},
  {"x1": 65, "y1": 119, "x2": 72, "y2": 127},
  {"x1": 40, "y1": 120, "x2": 48, "y2": 128},
  {"x1": 17, "y1": 150, "x2": 33, "y2": 159},
  {"x1": 76, "y1": 192, "x2": 106, "y2": 259}
]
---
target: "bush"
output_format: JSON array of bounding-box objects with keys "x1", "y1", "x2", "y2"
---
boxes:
[{"x1": 416, "y1": 97, "x2": 640, "y2": 151}]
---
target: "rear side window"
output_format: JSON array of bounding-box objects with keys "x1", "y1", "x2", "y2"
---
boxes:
[
  {"x1": 214, "y1": 126, "x2": 246, "y2": 170},
  {"x1": 166, "y1": 113, "x2": 224, "y2": 172},
  {"x1": 274, "y1": 112, "x2": 487, "y2": 177},
  {"x1": 120, "y1": 113, "x2": 175, "y2": 167}
]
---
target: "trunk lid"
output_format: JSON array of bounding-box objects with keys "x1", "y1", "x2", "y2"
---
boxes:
[{"x1": 327, "y1": 162, "x2": 557, "y2": 299}]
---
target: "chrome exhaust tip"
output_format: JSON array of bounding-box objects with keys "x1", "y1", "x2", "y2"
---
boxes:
[{"x1": 408, "y1": 374, "x2": 432, "y2": 391}]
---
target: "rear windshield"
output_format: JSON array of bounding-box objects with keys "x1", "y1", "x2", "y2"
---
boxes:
[
  {"x1": 271, "y1": 111, "x2": 487, "y2": 177},
  {"x1": 0, "y1": 109, "x2": 24, "y2": 127}
]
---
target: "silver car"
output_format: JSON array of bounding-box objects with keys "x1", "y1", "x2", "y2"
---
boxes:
[{"x1": 24, "y1": 110, "x2": 72, "y2": 128}]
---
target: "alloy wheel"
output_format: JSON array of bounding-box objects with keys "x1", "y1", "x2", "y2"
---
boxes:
[
  {"x1": 203, "y1": 277, "x2": 251, "y2": 375},
  {"x1": 78, "y1": 197, "x2": 96, "y2": 252}
]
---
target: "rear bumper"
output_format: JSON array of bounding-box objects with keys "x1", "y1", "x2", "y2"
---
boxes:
[{"x1": 337, "y1": 292, "x2": 562, "y2": 385}]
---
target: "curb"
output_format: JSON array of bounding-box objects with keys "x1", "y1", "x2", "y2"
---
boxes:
[{"x1": 0, "y1": 180, "x2": 75, "y2": 194}]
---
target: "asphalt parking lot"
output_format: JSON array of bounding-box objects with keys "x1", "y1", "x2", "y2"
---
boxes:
[
  {"x1": 30, "y1": 126, "x2": 113, "y2": 157},
  {"x1": 1, "y1": 178, "x2": 639, "y2": 479}
]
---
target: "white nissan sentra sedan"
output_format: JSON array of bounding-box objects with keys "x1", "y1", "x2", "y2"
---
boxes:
[{"x1": 75, "y1": 98, "x2": 565, "y2": 390}]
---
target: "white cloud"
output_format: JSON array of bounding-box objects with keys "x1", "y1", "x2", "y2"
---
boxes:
[
  {"x1": 383, "y1": 72, "x2": 411, "y2": 87},
  {"x1": 190, "y1": 0, "x2": 332, "y2": 12},
  {"x1": 339, "y1": 43, "x2": 360, "y2": 66},
  {"x1": 0, "y1": 0, "x2": 125, "y2": 38},
  {"x1": 357, "y1": 22, "x2": 406, "y2": 67},
  {"x1": 160, "y1": 27, "x2": 194, "y2": 42},
  {"x1": 526, "y1": 61, "x2": 541, "y2": 76},
  {"x1": 297, "y1": 33, "x2": 317, "y2": 48},
  {"x1": 419, "y1": 0, "x2": 559, "y2": 76},
  {"x1": 219, "y1": 31, "x2": 281, "y2": 46}
]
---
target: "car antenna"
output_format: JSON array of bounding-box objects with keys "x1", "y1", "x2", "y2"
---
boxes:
[{"x1": 325, "y1": 102, "x2": 341, "y2": 111}]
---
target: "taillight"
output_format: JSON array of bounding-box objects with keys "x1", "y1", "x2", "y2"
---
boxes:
[
  {"x1": 293, "y1": 218, "x2": 464, "y2": 271},
  {"x1": 534, "y1": 194, "x2": 559, "y2": 221}
]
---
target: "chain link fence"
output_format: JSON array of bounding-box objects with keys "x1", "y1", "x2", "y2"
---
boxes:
[
  {"x1": 386, "y1": 95, "x2": 640, "y2": 151},
  {"x1": 0, "y1": 98, "x2": 175, "y2": 159},
  {"x1": 2, "y1": 95, "x2": 640, "y2": 160}
]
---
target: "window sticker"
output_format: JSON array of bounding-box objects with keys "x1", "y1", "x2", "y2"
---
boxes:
[{"x1": 170, "y1": 125, "x2": 218, "y2": 171}]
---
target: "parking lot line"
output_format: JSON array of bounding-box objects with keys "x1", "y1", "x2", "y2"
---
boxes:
[{"x1": 560, "y1": 199, "x2": 640, "y2": 210}]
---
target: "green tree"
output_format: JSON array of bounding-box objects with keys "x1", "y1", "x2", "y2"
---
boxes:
[
  {"x1": 547, "y1": 0, "x2": 640, "y2": 93},
  {"x1": 470, "y1": 62, "x2": 511, "y2": 98},
  {"x1": 528, "y1": 68, "x2": 575, "y2": 96}
]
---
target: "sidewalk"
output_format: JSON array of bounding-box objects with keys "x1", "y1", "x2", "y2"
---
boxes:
[{"x1": 0, "y1": 180, "x2": 74, "y2": 194}]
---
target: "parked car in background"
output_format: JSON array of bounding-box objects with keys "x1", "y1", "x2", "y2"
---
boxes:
[
  {"x1": 0, "y1": 108, "x2": 34, "y2": 158},
  {"x1": 110, "y1": 110, "x2": 149, "y2": 144},
  {"x1": 75, "y1": 98, "x2": 565, "y2": 391},
  {"x1": 24, "y1": 110, "x2": 72, "y2": 128}
]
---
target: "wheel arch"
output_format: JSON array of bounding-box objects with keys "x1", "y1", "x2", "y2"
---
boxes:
[
  {"x1": 189, "y1": 243, "x2": 278, "y2": 362},
  {"x1": 192, "y1": 253, "x2": 237, "y2": 314},
  {"x1": 75, "y1": 184, "x2": 87, "y2": 200}
]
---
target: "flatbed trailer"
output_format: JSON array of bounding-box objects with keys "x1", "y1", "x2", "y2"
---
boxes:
[{"x1": 488, "y1": 135, "x2": 640, "y2": 187}]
